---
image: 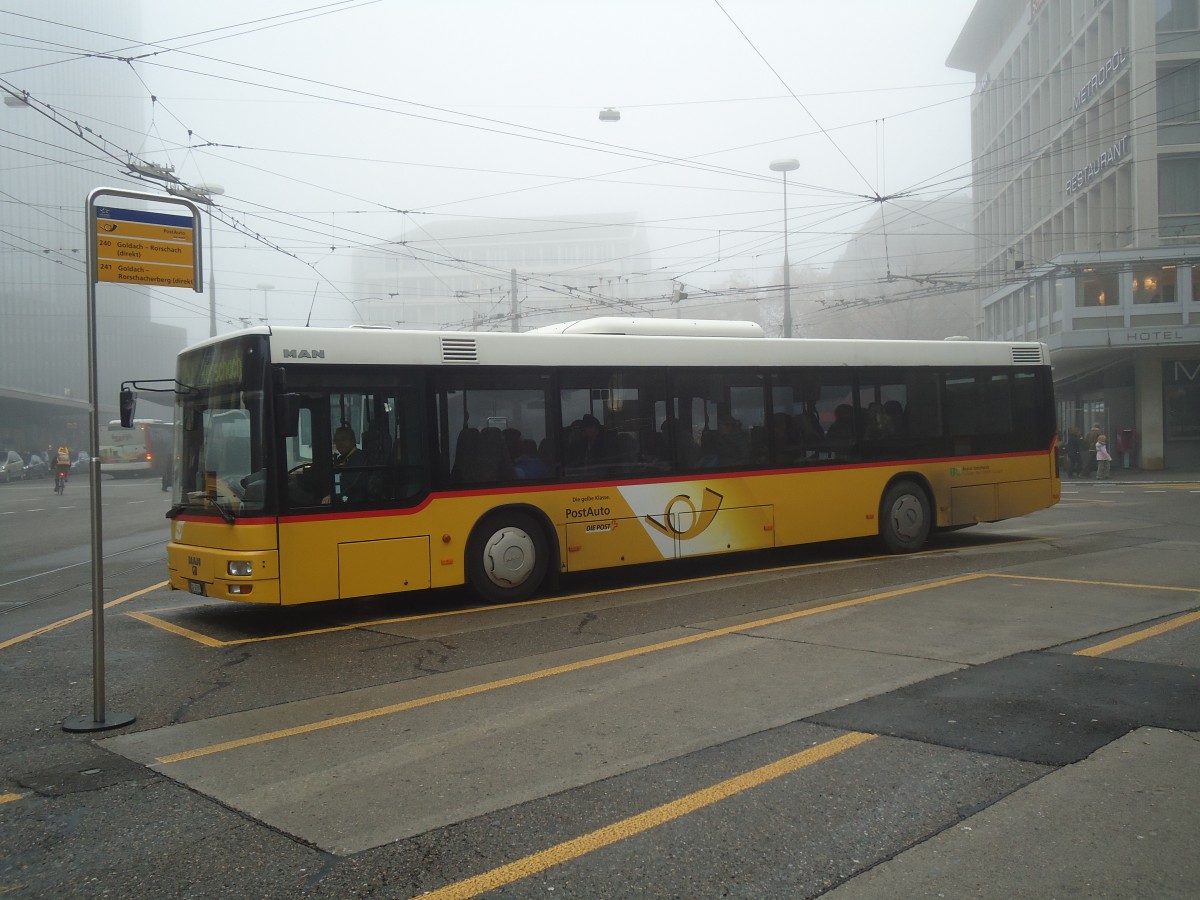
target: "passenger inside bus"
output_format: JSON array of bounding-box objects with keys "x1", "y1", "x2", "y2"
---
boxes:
[
  {"x1": 565, "y1": 414, "x2": 614, "y2": 474},
  {"x1": 825, "y1": 404, "x2": 857, "y2": 457}
]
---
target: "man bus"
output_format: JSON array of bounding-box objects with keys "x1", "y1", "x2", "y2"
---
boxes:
[{"x1": 160, "y1": 319, "x2": 1059, "y2": 606}]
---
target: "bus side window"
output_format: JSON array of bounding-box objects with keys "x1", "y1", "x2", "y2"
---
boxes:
[{"x1": 436, "y1": 373, "x2": 549, "y2": 487}]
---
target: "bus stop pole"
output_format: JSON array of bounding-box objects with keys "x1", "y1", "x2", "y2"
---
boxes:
[{"x1": 63, "y1": 190, "x2": 136, "y2": 733}]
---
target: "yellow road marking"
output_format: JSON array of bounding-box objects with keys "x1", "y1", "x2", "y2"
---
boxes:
[
  {"x1": 0, "y1": 793, "x2": 23, "y2": 806},
  {"x1": 1074, "y1": 610, "x2": 1200, "y2": 657},
  {"x1": 0, "y1": 581, "x2": 168, "y2": 652},
  {"x1": 985, "y1": 574, "x2": 1200, "y2": 656},
  {"x1": 986, "y1": 573, "x2": 1199, "y2": 593},
  {"x1": 125, "y1": 610, "x2": 227, "y2": 648},
  {"x1": 414, "y1": 732, "x2": 877, "y2": 900},
  {"x1": 156, "y1": 576, "x2": 980, "y2": 764},
  {"x1": 136, "y1": 551, "x2": 915, "y2": 647},
  {"x1": 133, "y1": 540, "x2": 1039, "y2": 648}
]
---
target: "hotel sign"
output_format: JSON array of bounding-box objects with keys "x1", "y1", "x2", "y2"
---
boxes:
[
  {"x1": 1117, "y1": 326, "x2": 1200, "y2": 346},
  {"x1": 1072, "y1": 48, "x2": 1129, "y2": 113}
]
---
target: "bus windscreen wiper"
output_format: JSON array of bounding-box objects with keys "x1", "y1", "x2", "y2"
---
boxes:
[{"x1": 206, "y1": 492, "x2": 236, "y2": 524}]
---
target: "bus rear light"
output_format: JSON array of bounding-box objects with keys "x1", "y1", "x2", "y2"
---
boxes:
[
  {"x1": 440, "y1": 558, "x2": 454, "y2": 566},
  {"x1": 228, "y1": 584, "x2": 253, "y2": 595},
  {"x1": 227, "y1": 561, "x2": 253, "y2": 576}
]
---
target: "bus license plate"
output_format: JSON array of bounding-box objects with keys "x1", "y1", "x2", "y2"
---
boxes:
[{"x1": 188, "y1": 580, "x2": 207, "y2": 596}]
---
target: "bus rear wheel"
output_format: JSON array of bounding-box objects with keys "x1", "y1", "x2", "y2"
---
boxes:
[
  {"x1": 466, "y1": 511, "x2": 549, "y2": 604},
  {"x1": 879, "y1": 480, "x2": 931, "y2": 553}
]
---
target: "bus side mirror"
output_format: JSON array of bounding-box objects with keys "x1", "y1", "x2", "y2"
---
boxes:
[
  {"x1": 276, "y1": 393, "x2": 300, "y2": 437},
  {"x1": 119, "y1": 388, "x2": 137, "y2": 428}
]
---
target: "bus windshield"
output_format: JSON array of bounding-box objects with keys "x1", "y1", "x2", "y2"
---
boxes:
[{"x1": 172, "y1": 335, "x2": 269, "y2": 518}]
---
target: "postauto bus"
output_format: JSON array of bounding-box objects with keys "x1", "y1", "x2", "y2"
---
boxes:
[{"x1": 164, "y1": 319, "x2": 1059, "y2": 605}]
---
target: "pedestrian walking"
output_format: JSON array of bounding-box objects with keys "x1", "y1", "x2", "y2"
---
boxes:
[
  {"x1": 1065, "y1": 425, "x2": 1083, "y2": 476},
  {"x1": 1095, "y1": 433, "x2": 1112, "y2": 480}
]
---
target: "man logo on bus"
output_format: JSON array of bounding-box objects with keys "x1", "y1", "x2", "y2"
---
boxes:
[
  {"x1": 282, "y1": 348, "x2": 325, "y2": 358},
  {"x1": 643, "y1": 487, "x2": 724, "y2": 539}
]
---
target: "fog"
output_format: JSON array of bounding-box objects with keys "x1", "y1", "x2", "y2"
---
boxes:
[{"x1": 3, "y1": 0, "x2": 978, "y2": 344}]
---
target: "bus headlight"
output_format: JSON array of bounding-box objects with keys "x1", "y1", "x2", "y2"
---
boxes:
[{"x1": 227, "y1": 561, "x2": 254, "y2": 577}]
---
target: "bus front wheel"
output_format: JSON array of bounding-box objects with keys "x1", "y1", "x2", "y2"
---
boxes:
[
  {"x1": 879, "y1": 480, "x2": 931, "y2": 553},
  {"x1": 466, "y1": 511, "x2": 549, "y2": 604}
]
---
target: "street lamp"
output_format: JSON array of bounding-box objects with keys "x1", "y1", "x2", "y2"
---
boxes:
[
  {"x1": 769, "y1": 158, "x2": 799, "y2": 338},
  {"x1": 167, "y1": 182, "x2": 224, "y2": 336},
  {"x1": 256, "y1": 283, "x2": 276, "y2": 323}
]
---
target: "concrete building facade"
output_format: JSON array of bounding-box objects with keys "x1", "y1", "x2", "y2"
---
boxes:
[
  {"x1": 949, "y1": 0, "x2": 1200, "y2": 470},
  {"x1": 352, "y1": 216, "x2": 666, "y2": 332}
]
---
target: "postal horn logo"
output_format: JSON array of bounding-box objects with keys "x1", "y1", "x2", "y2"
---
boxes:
[{"x1": 643, "y1": 487, "x2": 724, "y2": 539}]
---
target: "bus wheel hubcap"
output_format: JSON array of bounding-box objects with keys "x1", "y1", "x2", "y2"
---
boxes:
[
  {"x1": 891, "y1": 496, "x2": 923, "y2": 541},
  {"x1": 483, "y1": 527, "x2": 535, "y2": 588}
]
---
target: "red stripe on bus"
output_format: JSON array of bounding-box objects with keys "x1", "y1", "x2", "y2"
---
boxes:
[{"x1": 171, "y1": 447, "x2": 1054, "y2": 526}]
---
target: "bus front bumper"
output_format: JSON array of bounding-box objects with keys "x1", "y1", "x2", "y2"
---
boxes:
[{"x1": 167, "y1": 543, "x2": 281, "y2": 604}]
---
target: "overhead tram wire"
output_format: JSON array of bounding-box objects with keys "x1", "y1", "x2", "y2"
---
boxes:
[
  {"x1": 0, "y1": 2, "x2": 382, "y2": 71},
  {"x1": 713, "y1": 0, "x2": 881, "y2": 203},
  {"x1": 3, "y1": 11, "x2": 846, "y2": 198},
  {"x1": 80, "y1": 15, "x2": 879, "y2": 199},
  {"x1": 0, "y1": 78, "x2": 363, "y2": 317},
  {"x1": 3, "y1": 114, "x2": 979, "y2": 321},
  {"x1": 0, "y1": 144, "x2": 1065, "y2": 336},
  {"x1": 7, "y1": 57, "x2": 879, "y2": 297},
  {"x1": 6, "y1": 16, "x2": 849, "y2": 204},
  {"x1": 7, "y1": 19, "x2": 984, "y2": 289},
  {"x1": 5, "y1": 36, "x2": 1075, "y2": 320}
]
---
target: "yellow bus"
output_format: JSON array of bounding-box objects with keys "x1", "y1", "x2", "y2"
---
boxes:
[{"x1": 163, "y1": 319, "x2": 1059, "y2": 605}]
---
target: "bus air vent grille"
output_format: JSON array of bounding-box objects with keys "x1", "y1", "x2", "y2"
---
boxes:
[
  {"x1": 1011, "y1": 346, "x2": 1043, "y2": 365},
  {"x1": 441, "y1": 338, "x2": 479, "y2": 364}
]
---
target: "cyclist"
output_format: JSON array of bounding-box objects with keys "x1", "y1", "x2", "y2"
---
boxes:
[{"x1": 54, "y1": 445, "x2": 71, "y2": 491}]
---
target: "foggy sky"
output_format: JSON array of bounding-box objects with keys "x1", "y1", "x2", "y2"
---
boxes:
[{"x1": 3, "y1": 0, "x2": 977, "y2": 342}]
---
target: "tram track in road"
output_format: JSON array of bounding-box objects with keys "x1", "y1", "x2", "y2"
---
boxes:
[
  {"x1": 0, "y1": 557, "x2": 164, "y2": 616},
  {"x1": 0, "y1": 538, "x2": 167, "y2": 613}
]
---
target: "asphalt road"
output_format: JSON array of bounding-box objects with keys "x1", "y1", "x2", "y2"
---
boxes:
[
  {"x1": 0, "y1": 473, "x2": 172, "y2": 638},
  {"x1": 2, "y1": 476, "x2": 1198, "y2": 898}
]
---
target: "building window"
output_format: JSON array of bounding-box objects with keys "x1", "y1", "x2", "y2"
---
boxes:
[
  {"x1": 1157, "y1": 0, "x2": 1200, "y2": 31},
  {"x1": 1158, "y1": 63, "x2": 1200, "y2": 123},
  {"x1": 1163, "y1": 360, "x2": 1200, "y2": 440},
  {"x1": 1133, "y1": 266, "x2": 1177, "y2": 303},
  {"x1": 1158, "y1": 63, "x2": 1200, "y2": 144},
  {"x1": 1159, "y1": 154, "x2": 1200, "y2": 240},
  {"x1": 1076, "y1": 270, "x2": 1119, "y2": 307}
]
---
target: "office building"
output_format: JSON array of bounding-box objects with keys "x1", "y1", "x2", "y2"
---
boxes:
[
  {"x1": 949, "y1": 0, "x2": 1200, "y2": 469},
  {"x1": 352, "y1": 216, "x2": 663, "y2": 332}
]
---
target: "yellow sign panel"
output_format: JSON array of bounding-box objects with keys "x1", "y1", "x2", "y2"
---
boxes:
[
  {"x1": 96, "y1": 235, "x2": 195, "y2": 267},
  {"x1": 97, "y1": 259, "x2": 195, "y2": 288},
  {"x1": 94, "y1": 205, "x2": 198, "y2": 290}
]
